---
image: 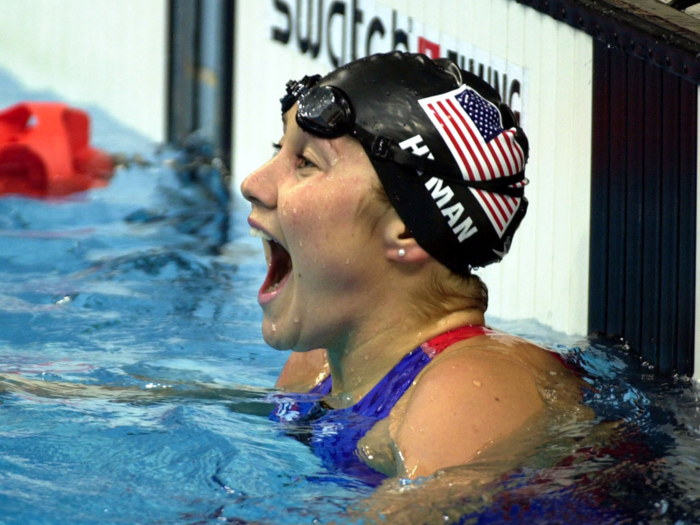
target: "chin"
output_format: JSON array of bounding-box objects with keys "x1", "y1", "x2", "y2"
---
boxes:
[
  {"x1": 261, "y1": 318, "x2": 296, "y2": 351},
  {"x1": 262, "y1": 331, "x2": 291, "y2": 351},
  {"x1": 263, "y1": 325, "x2": 323, "y2": 354},
  {"x1": 261, "y1": 306, "x2": 333, "y2": 352}
]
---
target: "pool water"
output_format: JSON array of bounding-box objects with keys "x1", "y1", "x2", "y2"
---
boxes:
[
  {"x1": 1, "y1": 160, "x2": 699, "y2": 525},
  {"x1": 1, "y1": 76, "x2": 700, "y2": 524},
  {"x1": 0, "y1": 150, "x2": 368, "y2": 524}
]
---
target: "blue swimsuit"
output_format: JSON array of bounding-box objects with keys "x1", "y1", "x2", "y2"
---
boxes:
[
  {"x1": 270, "y1": 325, "x2": 491, "y2": 486},
  {"x1": 271, "y1": 330, "x2": 635, "y2": 523}
]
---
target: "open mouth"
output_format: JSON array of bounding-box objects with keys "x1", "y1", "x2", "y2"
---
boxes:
[
  {"x1": 263, "y1": 239, "x2": 292, "y2": 293},
  {"x1": 251, "y1": 227, "x2": 293, "y2": 299}
]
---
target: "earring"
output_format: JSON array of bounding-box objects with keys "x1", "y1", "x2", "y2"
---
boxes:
[{"x1": 398, "y1": 248, "x2": 406, "y2": 258}]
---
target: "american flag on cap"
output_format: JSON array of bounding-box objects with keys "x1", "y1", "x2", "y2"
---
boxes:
[{"x1": 418, "y1": 85, "x2": 526, "y2": 237}]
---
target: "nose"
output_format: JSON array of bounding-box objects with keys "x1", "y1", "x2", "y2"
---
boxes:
[{"x1": 240, "y1": 156, "x2": 278, "y2": 209}]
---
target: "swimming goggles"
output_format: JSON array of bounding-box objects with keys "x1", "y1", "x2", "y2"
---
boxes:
[{"x1": 280, "y1": 76, "x2": 526, "y2": 197}]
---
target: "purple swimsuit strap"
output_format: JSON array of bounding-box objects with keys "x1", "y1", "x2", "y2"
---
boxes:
[{"x1": 272, "y1": 325, "x2": 491, "y2": 486}]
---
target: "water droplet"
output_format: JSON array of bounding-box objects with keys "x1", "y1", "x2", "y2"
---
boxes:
[
  {"x1": 473, "y1": 380, "x2": 482, "y2": 387},
  {"x1": 543, "y1": 388, "x2": 557, "y2": 401},
  {"x1": 293, "y1": 207, "x2": 298, "y2": 214},
  {"x1": 56, "y1": 295, "x2": 73, "y2": 306},
  {"x1": 654, "y1": 499, "x2": 669, "y2": 515},
  {"x1": 293, "y1": 317, "x2": 299, "y2": 324},
  {"x1": 271, "y1": 323, "x2": 277, "y2": 332}
]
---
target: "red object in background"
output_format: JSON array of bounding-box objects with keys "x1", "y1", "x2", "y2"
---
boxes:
[{"x1": 0, "y1": 102, "x2": 114, "y2": 197}]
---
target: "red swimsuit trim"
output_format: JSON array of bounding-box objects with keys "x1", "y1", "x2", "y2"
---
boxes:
[{"x1": 420, "y1": 325, "x2": 493, "y2": 358}]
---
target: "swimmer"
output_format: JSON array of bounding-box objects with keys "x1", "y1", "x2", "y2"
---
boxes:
[{"x1": 241, "y1": 52, "x2": 588, "y2": 484}]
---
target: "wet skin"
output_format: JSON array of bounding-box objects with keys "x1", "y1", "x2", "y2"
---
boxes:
[
  {"x1": 241, "y1": 107, "x2": 391, "y2": 357},
  {"x1": 242, "y1": 107, "x2": 589, "y2": 479},
  {"x1": 240, "y1": 106, "x2": 445, "y2": 398}
]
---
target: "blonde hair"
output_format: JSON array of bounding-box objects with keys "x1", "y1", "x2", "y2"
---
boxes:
[{"x1": 409, "y1": 264, "x2": 488, "y2": 321}]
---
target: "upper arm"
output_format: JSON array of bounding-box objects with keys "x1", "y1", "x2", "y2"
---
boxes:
[
  {"x1": 275, "y1": 348, "x2": 329, "y2": 391},
  {"x1": 391, "y1": 352, "x2": 545, "y2": 478}
]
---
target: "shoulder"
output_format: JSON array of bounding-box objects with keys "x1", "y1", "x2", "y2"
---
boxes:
[{"x1": 390, "y1": 335, "x2": 555, "y2": 478}]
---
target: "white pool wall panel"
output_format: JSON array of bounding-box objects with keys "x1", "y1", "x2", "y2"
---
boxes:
[
  {"x1": 233, "y1": 0, "x2": 593, "y2": 336},
  {"x1": 0, "y1": 0, "x2": 168, "y2": 142},
  {"x1": 472, "y1": 6, "x2": 593, "y2": 337}
]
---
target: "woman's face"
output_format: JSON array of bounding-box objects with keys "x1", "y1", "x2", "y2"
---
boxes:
[{"x1": 241, "y1": 107, "x2": 389, "y2": 352}]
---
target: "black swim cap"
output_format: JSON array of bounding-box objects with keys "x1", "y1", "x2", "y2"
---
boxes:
[{"x1": 281, "y1": 52, "x2": 529, "y2": 275}]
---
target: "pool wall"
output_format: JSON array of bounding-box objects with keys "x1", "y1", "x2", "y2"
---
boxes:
[{"x1": 0, "y1": 0, "x2": 168, "y2": 142}]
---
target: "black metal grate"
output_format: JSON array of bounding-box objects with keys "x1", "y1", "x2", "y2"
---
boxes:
[
  {"x1": 168, "y1": 0, "x2": 234, "y2": 167},
  {"x1": 590, "y1": 39, "x2": 697, "y2": 375}
]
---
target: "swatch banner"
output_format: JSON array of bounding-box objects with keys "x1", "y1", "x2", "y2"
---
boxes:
[{"x1": 268, "y1": 0, "x2": 527, "y2": 124}]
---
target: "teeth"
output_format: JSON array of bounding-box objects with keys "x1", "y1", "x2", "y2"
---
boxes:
[{"x1": 250, "y1": 227, "x2": 273, "y2": 241}]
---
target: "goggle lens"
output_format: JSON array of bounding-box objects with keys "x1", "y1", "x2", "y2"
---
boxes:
[{"x1": 296, "y1": 85, "x2": 354, "y2": 138}]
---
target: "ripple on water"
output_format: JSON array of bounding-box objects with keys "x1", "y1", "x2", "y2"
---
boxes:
[{"x1": 1, "y1": 157, "x2": 700, "y2": 523}]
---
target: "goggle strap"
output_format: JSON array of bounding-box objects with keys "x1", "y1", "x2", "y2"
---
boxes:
[
  {"x1": 446, "y1": 174, "x2": 526, "y2": 197},
  {"x1": 353, "y1": 126, "x2": 526, "y2": 198},
  {"x1": 280, "y1": 75, "x2": 322, "y2": 114}
]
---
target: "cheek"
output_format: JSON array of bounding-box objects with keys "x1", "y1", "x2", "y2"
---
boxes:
[
  {"x1": 281, "y1": 179, "x2": 360, "y2": 241},
  {"x1": 278, "y1": 185, "x2": 323, "y2": 248},
  {"x1": 282, "y1": 187, "x2": 368, "y2": 284}
]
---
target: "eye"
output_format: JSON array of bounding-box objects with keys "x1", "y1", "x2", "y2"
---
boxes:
[
  {"x1": 297, "y1": 156, "x2": 317, "y2": 170},
  {"x1": 271, "y1": 142, "x2": 282, "y2": 157}
]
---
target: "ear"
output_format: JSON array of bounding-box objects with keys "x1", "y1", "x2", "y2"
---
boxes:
[{"x1": 382, "y1": 214, "x2": 431, "y2": 264}]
